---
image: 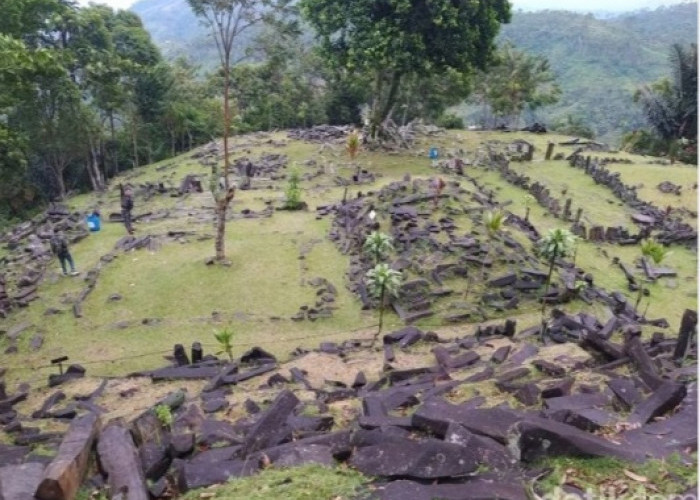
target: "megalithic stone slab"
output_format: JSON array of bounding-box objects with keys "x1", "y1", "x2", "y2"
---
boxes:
[
  {"x1": 543, "y1": 392, "x2": 611, "y2": 412},
  {"x1": 444, "y1": 423, "x2": 515, "y2": 471},
  {"x1": 348, "y1": 437, "x2": 479, "y2": 478},
  {"x1": 465, "y1": 367, "x2": 494, "y2": 382},
  {"x1": 35, "y1": 412, "x2": 100, "y2": 500},
  {"x1": 375, "y1": 478, "x2": 529, "y2": 500},
  {"x1": 177, "y1": 459, "x2": 258, "y2": 492},
  {"x1": 582, "y1": 331, "x2": 625, "y2": 360},
  {"x1": 607, "y1": 377, "x2": 643, "y2": 409},
  {"x1": 510, "y1": 417, "x2": 644, "y2": 462},
  {"x1": 240, "y1": 390, "x2": 299, "y2": 456},
  {"x1": 541, "y1": 378, "x2": 574, "y2": 399},
  {"x1": 673, "y1": 309, "x2": 697, "y2": 361},
  {"x1": 0, "y1": 462, "x2": 46, "y2": 500},
  {"x1": 627, "y1": 381, "x2": 687, "y2": 426},
  {"x1": 625, "y1": 336, "x2": 664, "y2": 390},
  {"x1": 97, "y1": 423, "x2": 149, "y2": 500},
  {"x1": 412, "y1": 399, "x2": 524, "y2": 443}
]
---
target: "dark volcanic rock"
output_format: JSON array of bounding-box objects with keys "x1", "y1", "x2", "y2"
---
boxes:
[
  {"x1": 349, "y1": 437, "x2": 479, "y2": 478},
  {"x1": 374, "y1": 478, "x2": 529, "y2": 500}
]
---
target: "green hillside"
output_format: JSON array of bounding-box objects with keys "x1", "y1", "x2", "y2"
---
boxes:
[
  {"x1": 495, "y1": 3, "x2": 698, "y2": 142},
  {"x1": 1, "y1": 129, "x2": 697, "y2": 499},
  {"x1": 131, "y1": 1, "x2": 697, "y2": 144}
]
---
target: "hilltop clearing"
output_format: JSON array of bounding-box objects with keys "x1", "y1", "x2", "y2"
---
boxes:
[{"x1": 0, "y1": 128, "x2": 696, "y2": 499}]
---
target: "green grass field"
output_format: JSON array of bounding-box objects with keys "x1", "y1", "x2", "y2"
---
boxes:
[
  {"x1": 1, "y1": 128, "x2": 697, "y2": 499},
  {"x1": 2, "y1": 130, "x2": 696, "y2": 388}
]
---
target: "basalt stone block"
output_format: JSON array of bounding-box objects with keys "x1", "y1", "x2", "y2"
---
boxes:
[
  {"x1": 374, "y1": 478, "x2": 529, "y2": 500},
  {"x1": 240, "y1": 390, "x2": 299, "y2": 456},
  {"x1": 489, "y1": 273, "x2": 517, "y2": 287},
  {"x1": 514, "y1": 383, "x2": 540, "y2": 406},
  {"x1": 287, "y1": 415, "x2": 334, "y2": 433},
  {"x1": 139, "y1": 442, "x2": 171, "y2": 480},
  {"x1": 541, "y1": 378, "x2": 574, "y2": 399},
  {"x1": 383, "y1": 326, "x2": 424, "y2": 345},
  {"x1": 348, "y1": 437, "x2": 479, "y2": 478},
  {"x1": 491, "y1": 346, "x2": 511, "y2": 364},
  {"x1": 412, "y1": 400, "x2": 524, "y2": 443},
  {"x1": 352, "y1": 371, "x2": 367, "y2": 388},
  {"x1": 532, "y1": 360, "x2": 566, "y2": 377},
  {"x1": 561, "y1": 408, "x2": 617, "y2": 432},
  {"x1": 240, "y1": 346, "x2": 277, "y2": 365},
  {"x1": 357, "y1": 410, "x2": 414, "y2": 429},
  {"x1": 202, "y1": 398, "x2": 228, "y2": 414},
  {"x1": 0, "y1": 462, "x2": 45, "y2": 500},
  {"x1": 169, "y1": 433, "x2": 194, "y2": 457},
  {"x1": 273, "y1": 443, "x2": 335, "y2": 467},
  {"x1": 465, "y1": 367, "x2": 494, "y2": 382},
  {"x1": 607, "y1": 377, "x2": 643, "y2": 409},
  {"x1": 497, "y1": 367, "x2": 530, "y2": 383},
  {"x1": 509, "y1": 344, "x2": 539, "y2": 365},
  {"x1": 0, "y1": 444, "x2": 30, "y2": 466},
  {"x1": 177, "y1": 459, "x2": 258, "y2": 491},
  {"x1": 511, "y1": 417, "x2": 644, "y2": 462},
  {"x1": 444, "y1": 423, "x2": 515, "y2": 471},
  {"x1": 198, "y1": 419, "x2": 241, "y2": 447},
  {"x1": 543, "y1": 392, "x2": 610, "y2": 412},
  {"x1": 627, "y1": 381, "x2": 687, "y2": 426}
]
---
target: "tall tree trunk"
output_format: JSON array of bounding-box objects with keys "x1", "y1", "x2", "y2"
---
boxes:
[
  {"x1": 53, "y1": 164, "x2": 66, "y2": 201},
  {"x1": 132, "y1": 119, "x2": 139, "y2": 169},
  {"x1": 215, "y1": 200, "x2": 226, "y2": 261},
  {"x1": 109, "y1": 113, "x2": 119, "y2": 174},
  {"x1": 215, "y1": 61, "x2": 233, "y2": 262},
  {"x1": 87, "y1": 136, "x2": 105, "y2": 191}
]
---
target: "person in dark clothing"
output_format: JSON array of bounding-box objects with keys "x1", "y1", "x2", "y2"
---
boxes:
[
  {"x1": 120, "y1": 184, "x2": 134, "y2": 235},
  {"x1": 50, "y1": 230, "x2": 78, "y2": 276}
]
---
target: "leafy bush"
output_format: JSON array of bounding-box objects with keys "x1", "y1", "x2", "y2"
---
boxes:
[{"x1": 436, "y1": 113, "x2": 464, "y2": 129}]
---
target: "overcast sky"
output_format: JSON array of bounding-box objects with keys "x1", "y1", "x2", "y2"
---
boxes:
[{"x1": 77, "y1": 0, "x2": 695, "y2": 15}]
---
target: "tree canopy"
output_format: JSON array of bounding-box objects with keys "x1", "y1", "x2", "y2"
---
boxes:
[{"x1": 300, "y1": 0, "x2": 511, "y2": 137}]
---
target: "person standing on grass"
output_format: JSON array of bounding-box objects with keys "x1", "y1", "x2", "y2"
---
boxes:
[
  {"x1": 50, "y1": 230, "x2": 78, "y2": 276},
  {"x1": 120, "y1": 183, "x2": 135, "y2": 235}
]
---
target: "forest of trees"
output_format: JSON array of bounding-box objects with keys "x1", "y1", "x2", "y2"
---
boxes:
[
  {"x1": 1, "y1": 0, "x2": 696, "y2": 228},
  {"x1": 1, "y1": 0, "x2": 223, "y2": 221}
]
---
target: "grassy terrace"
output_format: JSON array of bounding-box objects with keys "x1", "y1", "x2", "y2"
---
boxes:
[{"x1": 2, "y1": 130, "x2": 696, "y2": 386}]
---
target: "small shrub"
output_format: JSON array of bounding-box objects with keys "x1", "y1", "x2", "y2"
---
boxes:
[
  {"x1": 214, "y1": 327, "x2": 235, "y2": 361},
  {"x1": 283, "y1": 170, "x2": 303, "y2": 210},
  {"x1": 154, "y1": 404, "x2": 173, "y2": 428},
  {"x1": 346, "y1": 130, "x2": 361, "y2": 161}
]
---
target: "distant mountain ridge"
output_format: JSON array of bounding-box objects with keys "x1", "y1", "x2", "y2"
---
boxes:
[{"x1": 130, "y1": 0, "x2": 698, "y2": 142}]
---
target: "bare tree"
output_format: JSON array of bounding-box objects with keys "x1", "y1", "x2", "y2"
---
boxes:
[{"x1": 187, "y1": 0, "x2": 293, "y2": 262}]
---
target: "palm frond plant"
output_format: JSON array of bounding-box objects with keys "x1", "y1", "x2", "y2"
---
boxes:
[
  {"x1": 363, "y1": 231, "x2": 394, "y2": 265},
  {"x1": 536, "y1": 228, "x2": 578, "y2": 340},
  {"x1": 213, "y1": 327, "x2": 235, "y2": 362},
  {"x1": 365, "y1": 263, "x2": 402, "y2": 344}
]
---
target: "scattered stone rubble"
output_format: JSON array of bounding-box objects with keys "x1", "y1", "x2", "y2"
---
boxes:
[{"x1": 0, "y1": 307, "x2": 695, "y2": 499}]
